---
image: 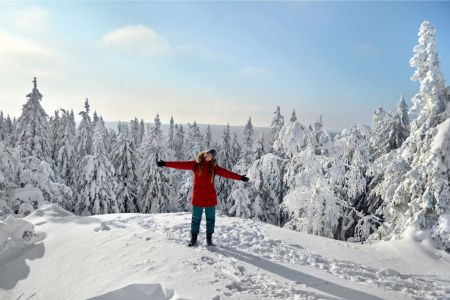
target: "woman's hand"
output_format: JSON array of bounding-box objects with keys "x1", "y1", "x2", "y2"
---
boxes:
[
  {"x1": 240, "y1": 175, "x2": 249, "y2": 182},
  {"x1": 156, "y1": 159, "x2": 166, "y2": 167}
]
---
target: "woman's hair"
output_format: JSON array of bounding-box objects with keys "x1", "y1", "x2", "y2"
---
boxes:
[{"x1": 195, "y1": 151, "x2": 217, "y2": 183}]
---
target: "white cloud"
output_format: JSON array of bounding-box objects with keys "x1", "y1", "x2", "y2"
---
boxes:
[
  {"x1": 14, "y1": 7, "x2": 49, "y2": 32},
  {"x1": 0, "y1": 30, "x2": 51, "y2": 58},
  {"x1": 240, "y1": 66, "x2": 271, "y2": 77},
  {"x1": 102, "y1": 25, "x2": 172, "y2": 57},
  {"x1": 177, "y1": 44, "x2": 220, "y2": 60},
  {"x1": 0, "y1": 30, "x2": 59, "y2": 78}
]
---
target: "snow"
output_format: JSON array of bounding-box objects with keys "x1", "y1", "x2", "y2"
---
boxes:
[
  {"x1": 1, "y1": 203, "x2": 449, "y2": 300},
  {"x1": 430, "y1": 118, "x2": 450, "y2": 153}
]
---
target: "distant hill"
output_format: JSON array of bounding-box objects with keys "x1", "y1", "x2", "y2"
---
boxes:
[{"x1": 104, "y1": 121, "x2": 271, "y2": 145}]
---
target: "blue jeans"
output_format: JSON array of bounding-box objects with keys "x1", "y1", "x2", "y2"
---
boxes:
[{"x1": 191, "y1": 206, "x2": 215, "y2": 235}]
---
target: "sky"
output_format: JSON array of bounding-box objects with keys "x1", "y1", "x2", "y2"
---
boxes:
[{"x1": 0, "y1": 2, "x2": 449, "y2": 131}]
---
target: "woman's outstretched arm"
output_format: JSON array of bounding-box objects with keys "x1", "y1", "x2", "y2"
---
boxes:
[
  {"x1": 215, "y1": 165, "x2": 247, "y2": 181},
  {"x1": 161, "y1": 160, "x2": 197, "y2": 170}
]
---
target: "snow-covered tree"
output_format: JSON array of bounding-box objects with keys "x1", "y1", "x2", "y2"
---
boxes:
[
  {"x1": 372, "y1": 21, "x2": 450, "y2": 250},
  {"x1": 137, "y1": 114, "x2": 171, "y2": 213},
  {"x1": 55, "y1": 110, "x2": 77, "y2": 189},
  {"x1": 15, "y1": 77, "x2": 52, "y2": 162},
  {"x1": 247, "y1": 153, "x2": 286, "y2": 224},
  {"x1": 216, "y1": 124, "x2": 234, "y2": 210},
  {"x1": 204, "y1": 124, "x2": 213, "y2": 149},
  {"x1": 268, "y1": 106, "x2": 285, "y2": 151},
  {"x1": 273, "y1": 118, "x2": 313, "y2": 158},
  {"x1": 0, "y1": 142, "x2": 22, "y2": 214},
  {"x1": 229, "y1": 184, "x2": 251, "y2": 218},
  {"x1": 111, "y1": 125, "x2": 139, "y2": 213},
  {"x1": 167, "y1": 116, "x2": 175, "y2": 151},
  {"x1": 18, "y1": 155, "x2": 74, "y2": 213},
  {"x1": 409, "y1": 21, "x2": 447, "y2": 129},
  {"x1": 75, "y1": 98, "x2": 93, "y2": 158},
  {"x1": 49, "y1": 110, "x2": 61, "y2": 162},
  {"x1": 290, "y1": 109, "x2": 297, "y2": 122},
  {"x1": 185, "y1": 121, "x2": 203, "y2": 159},
  {"x1": 130, "y1": 117, "x2": 141, "y2": 149},
  {"x1": 173, "y1": 124, "x2": 185, "y2": 160},
  {"x1": 252, "y1": 131, "x2": 266, "y2": 160},
  {"x1": 236, "y1": 117, "x2": 254, "y2": 173},
  {"x1": 227, "y1": 118, "x2": 255, "y2": 216},
  {"x1": 310, "y1": 115, "x2": 332, "y2": 155},
  {"x1": 231, "y1": 132, "x2": 241, "y2": 166},
  {"x1": 281, "y1": 147, "x2": 343, "y2": 238},
  {"x1": 0, "y1": 113, "x2": 14, "y2": 146},
  {"x1": 75, "y1": 122, "x2": 119, "y2": 215}
]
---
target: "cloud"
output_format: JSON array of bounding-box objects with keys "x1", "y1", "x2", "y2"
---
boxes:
[
  {"x1": 239, "y1": 66, "x2": 271, "y2": 77},
  {"x1": 102, "y1": 25, "x2": 172, "y2": 57},
  {"x1": 14, "y1": 7, "x2": 49, "y2": 32},
  {"x1": 0, "y1": 29, "x2": 58, "y2": 77},
  {"x1": 0, "y1": 30, "x2": 51, "y2": 58},
  {"x1": 177, "y1": 44, "x2": 220, "y2": 60}
]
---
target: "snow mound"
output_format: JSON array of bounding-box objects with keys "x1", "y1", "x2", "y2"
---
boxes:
[
  {"x1": 0, "y1": 215, "x2": 39, "y2": 256},
  {"x1": 88, "y1": 283, "x2": 181, "y2": 300},
  {"x1": 27, "y1": 202, "x2": 74, "y2": 219}
]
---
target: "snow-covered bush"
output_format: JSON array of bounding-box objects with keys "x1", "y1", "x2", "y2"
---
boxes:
[{"x1": 0, "y1": 215, "x2": 38, "y2": 256}]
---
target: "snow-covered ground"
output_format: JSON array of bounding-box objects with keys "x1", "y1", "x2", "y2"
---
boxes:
[{"x1": 1, "y1": 203, "x2": 450, "y2": 300}]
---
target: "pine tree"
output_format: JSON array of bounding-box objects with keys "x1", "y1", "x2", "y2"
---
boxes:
[
  {"x1": 49, "y1": 110, "x2": 61, "y2": 162},
  {"x1": 229, "y1": 184, "x2": 251, "y2": 218},
  {"x1": 409, "y1": 21, "x2": 447, "y2": 129},
  {"x1": 391, "y1": 93, "x2": 410, "y2": 149},
  {"x1": 55, "y1": 110, "x2": 77, "y2": 189},
  {"x1": 205, "y1": 124, "x2": 213, "y2": 149},
  {"x1": 247, "y1": 154, "x2": 285, "y2": 225},
  {"x1": 372, "y1": 21, "x2": 450, "y2": 250},
  {"x1": 75, "y1": 122, "x2": 119, "y2": 215},
  {"x1": 227, "y1": 118, "x2": 255, "y2": 217},
  {"x1": 185, "y1": 121, "x2": 203, "y2": 158},
  {"x1": 238, "y1": 117, "x2": 254, "y2": 172},
  {"x1": 217, "y1": 124, "x2": 234, "y2": 211},
  {"x1": 252, "y1": 131, "x2": 265, "y2": 160},
  {"x1": 231, "y1": 131, "x2": 241, "y2": 166},
  {"x1": 111, "y1": 125, "x2": 139, "y2": 213},
  {"x1": 139, "y1": 119, "x2": 145, "y2": 146},
  {"x1": 173, "y1": 124, "x2": 185, "y2": 160},
  {"x1": 290, "y1": 109, "x2": 297, "y2": 122},
  {"x1": 0, "y1": 111, "x2": 5, "y2": 142},
  {"x1": 15, "y1": 77, "x2": 52, "y2": 162},
  {"x1": 137, "y1": 114, "x2": 171, "y2": 213},
  {"x1": 268, "y1": 106, "x2": 284, "y2": 151},
  {"x1": 75, "y1": 98, "x2": 93, "y2": 158},
  {"x1": 167, "y1": 116, "x2": 175, "y2": 151}
]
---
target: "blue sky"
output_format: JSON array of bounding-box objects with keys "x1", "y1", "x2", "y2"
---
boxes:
[{"x1": 0, "y1": 2, "x2": 449, "y2": 131}]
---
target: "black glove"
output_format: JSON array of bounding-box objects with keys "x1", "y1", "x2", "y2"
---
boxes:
[
  {"x1": 156, "y1": 160, "x2": 166, "y2": 167},
  {"x1": 240, "y1": 175, "x2": 249, "y2": 182}
]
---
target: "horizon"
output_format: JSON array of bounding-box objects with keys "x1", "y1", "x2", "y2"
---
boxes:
[{"x1": 1, "y1": 2, "x2": 449, "y2": 131}]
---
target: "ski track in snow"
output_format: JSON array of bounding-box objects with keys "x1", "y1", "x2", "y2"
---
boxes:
[{"x1": 130, "y1": 214, "x2": 450, "y2": 300}]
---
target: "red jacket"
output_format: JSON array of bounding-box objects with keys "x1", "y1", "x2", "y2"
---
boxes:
[{"x1": 165, "y1": 160, "x2": 241, "y2": 207}]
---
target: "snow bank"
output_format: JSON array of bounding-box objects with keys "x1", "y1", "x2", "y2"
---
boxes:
[{"x1": 0, "y1": 215, "x2": 38, "y2": 256}]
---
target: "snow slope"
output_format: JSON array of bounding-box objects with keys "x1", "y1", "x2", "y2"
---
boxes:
[{"x1": 1, "y1": 203, "x2": 449, "y2": 300}]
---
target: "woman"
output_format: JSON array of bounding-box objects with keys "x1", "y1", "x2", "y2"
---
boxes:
[{"x1": 156, "y1": 148, "x2": 249, "y2": 246}]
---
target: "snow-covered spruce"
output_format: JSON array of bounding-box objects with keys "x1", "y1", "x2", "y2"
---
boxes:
[{"x1": 75, "y1": 122, "x2": 119, "y2": 215}]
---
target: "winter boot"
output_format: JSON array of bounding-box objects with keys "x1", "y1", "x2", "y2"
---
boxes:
[
  {"x1": 206, "y1": 233, "x2": 214, "y2": 246},
  {"x1": 188, "y1": 232, "x2": 198, "y2": 247}
]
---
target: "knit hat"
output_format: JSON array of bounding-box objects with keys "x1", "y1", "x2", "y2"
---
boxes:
[{"x1": 207, "y1": 148, "x2": 218, "y2": 159}]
